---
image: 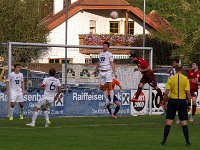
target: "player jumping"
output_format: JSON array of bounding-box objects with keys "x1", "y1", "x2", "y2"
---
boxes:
[
  {"x1": 129, "y1": 51, "x2": 163, "y2": 103},
  {"x1": 94, "y1": 41, "x2": 115, "y2": 108}
]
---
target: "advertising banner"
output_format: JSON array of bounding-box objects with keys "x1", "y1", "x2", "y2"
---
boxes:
[{"x1": 0, "y1": 90, "x2": 131, "y2": 118}]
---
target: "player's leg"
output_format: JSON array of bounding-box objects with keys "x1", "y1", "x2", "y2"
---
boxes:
[
  {"x1": 107, "y1": 82, "x2": 114, "y2": 104},
  {"x1": 9, "y1": 102, "x2": 15, "y2": 120},
  {"x1": 9, "y1": 93, "x2": 17, "y2": 120},
  {"x1": 112, "y1": 96, "x2": 121, "y2": 118},
  {"x1": 179, "y1": 100, "x2": 190, "y2": 146},
  {"x1": 106, "y1": 71, "x2": 114, "y2": 104},
  {"x1": 26, "y1": 98, "x2": 44, "y2": 127},
  {"x1": 131, "y1": 82, "x2": 144, "y2": 102},
  {"x1": 43, "y1": 101, "x2": 52, "y2": 127},
  {"x1": 18, "y1": 92, "x2": 24, "y2": 120},
  {"x1": 19, "y1": 102, "x2": 24, "y2": 120},
  {"x1": 190, "y1": 91, "x2": 197, "y2": 122},
  {"x1": 100, "y1": 73, "x2": 109, "y2": 105},
  {"x1": 161, "y1": 99, "x2": 176, "y2": 145},
  {"x1": 106, "y1": 96, "x2": 112, "y2": 115}
]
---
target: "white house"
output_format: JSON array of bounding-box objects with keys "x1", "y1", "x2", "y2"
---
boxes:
[{"x1": 40, "y1": 0, "x2": 176, "y2": 64}]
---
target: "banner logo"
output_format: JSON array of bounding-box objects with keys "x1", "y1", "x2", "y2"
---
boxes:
[
  {"x1": 122, "y1": 93, "x2": 130, "y2": 105},
  {"x1": 132, "y1": 92, "x2": 146, "y2": 112}
]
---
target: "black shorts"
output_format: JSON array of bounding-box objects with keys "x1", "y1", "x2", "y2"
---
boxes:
[
  {"x1": 140, "y1": 72, "x2": 157, "y2": 88},
  {"x1": 108, "y1": 95, "x2": 119, "y2": 103},
  {"x1": 166, "y1": 99, "x2": 188, "y2": 121}
]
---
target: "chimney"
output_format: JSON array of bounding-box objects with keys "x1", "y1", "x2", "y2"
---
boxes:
[
  {"x1": 53, "y1": 0, "x2": 64, "y2": 14},
  {"x1": 71, "y1": 0, "x2": 78, "y2": 3}
]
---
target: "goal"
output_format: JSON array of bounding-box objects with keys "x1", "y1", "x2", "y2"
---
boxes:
[{"x1": 1, "y1": 42, "x2": 153, "y2": 117}]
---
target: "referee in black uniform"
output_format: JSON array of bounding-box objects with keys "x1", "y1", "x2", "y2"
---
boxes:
[{"x1": 160, "y1": 64, "x2": 191, "y2": 146}]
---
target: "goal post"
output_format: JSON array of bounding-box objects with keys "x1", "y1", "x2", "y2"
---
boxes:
[{"x1": 4, "y1": 42, "x2": 153, "y2": 116}]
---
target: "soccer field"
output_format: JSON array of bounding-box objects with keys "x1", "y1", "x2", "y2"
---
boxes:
[{"x1": 0, "y1": 115, "x2": 199, "y2": 150}]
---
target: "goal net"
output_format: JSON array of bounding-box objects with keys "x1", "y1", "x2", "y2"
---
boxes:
[{"x1": 0, "y1": 42, "x2": 156, "y2": 117}]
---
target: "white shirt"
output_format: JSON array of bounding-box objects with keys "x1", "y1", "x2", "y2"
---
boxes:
[
  {"x1": 43, "y1": 77, "x2": 61, "y2": 98},
  {"x1": 7, "y1": 72, "x2": 24, "y2": 92},
  {"x1": 99, "y1": 51, "x2": 114, "y2": 71},
  {"x1": 170, "y1": 68, "x2": 176, "y2": 77}
]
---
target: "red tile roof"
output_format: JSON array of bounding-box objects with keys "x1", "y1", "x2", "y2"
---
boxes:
[
  {"x1": 41, "y1": 0, "x2": 179, "y2": 43},
  {"x1": 148, "y1": 10, "x2": 181, "y2": 44}
]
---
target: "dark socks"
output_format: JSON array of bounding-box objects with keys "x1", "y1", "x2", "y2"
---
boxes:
[
  {"x1": 162, "y1": 125, "x2": 171, "y2": 143},
  {"x1": 114, "y1": 106, "x2": 120, "y2": 115},
  {"x1": 106, "y1": 105, "x2": 112, "y2": 115},
  {"x1": 182, "y1": 125, "x2": 190, "y2": 144}
]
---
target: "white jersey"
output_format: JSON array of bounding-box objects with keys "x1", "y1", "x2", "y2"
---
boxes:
[
  {"x1": 42, "y1": 77, "x2": 61, "y2": 98},
  {"x1": 7, "y1": 72, "x2": 24, "y2": 92},
  {"x1": 170, "y1": 68, "x2": 176, "y2": 77},
  {"x1": 99, "y1": 51, "x2": 114, "y2": 71}
]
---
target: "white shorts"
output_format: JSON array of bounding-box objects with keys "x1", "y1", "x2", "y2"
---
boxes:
[
  {"x1": 99, "y1": 70, "x2": 113, "y2": 85},
  {"x1": 10, "y1": 91, "x2": 24, "y2": 103},
  {"x1": 35, "y1": 97, "x2": 54, "y2": 110}
]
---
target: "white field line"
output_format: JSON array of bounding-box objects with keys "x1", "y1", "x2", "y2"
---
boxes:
[{"x1": 0, "y1": 123, "x2": 160, "y2": 130}]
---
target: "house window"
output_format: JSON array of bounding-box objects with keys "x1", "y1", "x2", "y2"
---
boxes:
[
  {"x1": 89, "y1": 20, "x2": 96, "y2": 34},
  {"x1": 110, "y1": 21, "x2": 119, "y2": 34},
  {"x1": 49, "y1": 59, "x2": 54, "y2": 63},
  {"x1": 54, "y1": 59, "x2": 59, "y2": 63},
  {"x1": 128, "y1": 21, "x2": 134, "y2": 35},
  {"x1": 85, "y1": 58, "x2": 92, "y2": 64}
]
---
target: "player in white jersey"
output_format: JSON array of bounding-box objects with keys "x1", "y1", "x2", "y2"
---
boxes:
[
  {"x1": 26, "y1": 68, "x2": 61, "y2": 127},
  {"x1": 167, "y1": 59, "x2": 179, "y2": 77},
  {"x1": 6, "y1": 64, "x2": 25, "y2": 120},
  {"x1": 94, "y1": 41, "x2": 115, "y2": 108}
]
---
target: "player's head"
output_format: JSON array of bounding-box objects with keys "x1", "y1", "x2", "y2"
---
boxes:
[
  {"x1": 172, "y1": 58, "x2": 179, "y2": 67},
  {"x1": 14, "y1": 64, "x2": 21, "y2": 72},
  {"x1": 175, "y1": 63, "x2": 183, "y2": 73},
  {"x1": 49, "y1": 68, "x2": 56, "y2": 76},
  {"x1": 129, "y1": 50, "x2": 138, "y2": 62},
  {"x1": 191, "y1": 62, "x2": 198, "y2": 70},
  {"x1": 103, "y1": 41, "x2": 110, "y2": 51}
]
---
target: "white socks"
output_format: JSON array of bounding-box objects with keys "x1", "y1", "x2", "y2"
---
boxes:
[
  {"x1": 32, "y1": 112, "x2": 38, "y2": 124},
  {"x1": 9, "y1": 107, "x2": 14, "y2": 117},
  {"x1": 44, "y1": 111, "x2": 49, "y2": 123},
  {"x1": 103, "y1": 91, "x2": 109, "y2": 105},
  {"x1": 110, "y1": 90, "x2": 114, "y2": 103}
]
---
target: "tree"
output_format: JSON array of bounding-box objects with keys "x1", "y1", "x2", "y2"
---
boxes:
[
  {"x1": 0, "y1": 0, "x2": 51, "y2": 62},
  {"x1": 127, "y1": 0, "x2": 200, "y2": 65}
]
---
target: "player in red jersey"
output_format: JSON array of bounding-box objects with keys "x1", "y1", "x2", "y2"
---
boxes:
[
  {"x1": 99, "y1": 76, "x2": 122, "y2": 118},
  {"x1": 129, "y1": 51, "x2": 163, "y2": 102},
  {"x1": 187, "y1": 62, "x2": 199, "y2": 122}
]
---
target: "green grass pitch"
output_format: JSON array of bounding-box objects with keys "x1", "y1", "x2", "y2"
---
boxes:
[{"x1": 0, "y1": 115, "x2": 199, "y2": 150}]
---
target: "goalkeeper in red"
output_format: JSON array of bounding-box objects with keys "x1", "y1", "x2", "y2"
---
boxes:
[{"x1": 129, "y1": 51, "x2": 163, "y2": 102}]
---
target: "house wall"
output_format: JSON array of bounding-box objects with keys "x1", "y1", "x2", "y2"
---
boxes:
[{"x1": 43, "y1": 10, "x2": 150, "y2": 64}]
